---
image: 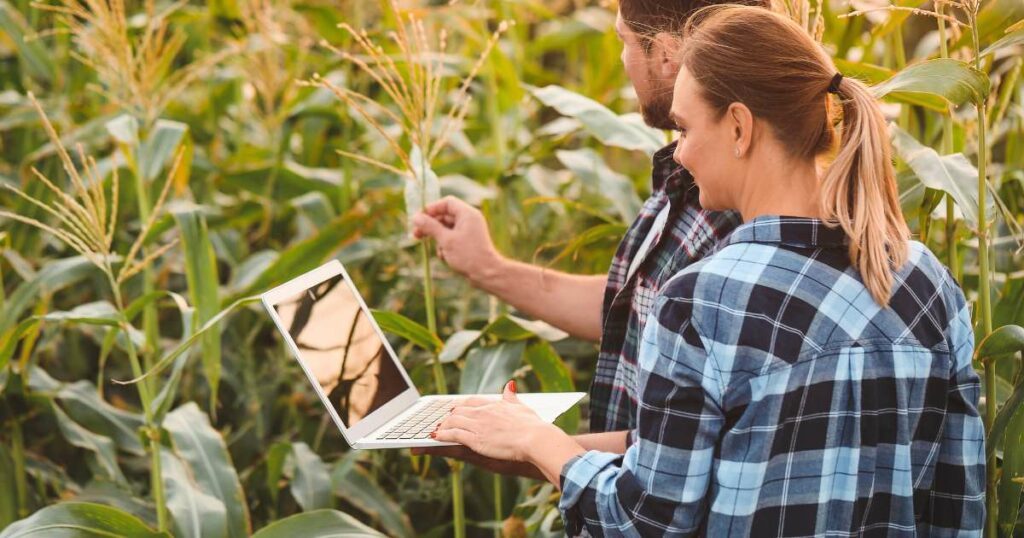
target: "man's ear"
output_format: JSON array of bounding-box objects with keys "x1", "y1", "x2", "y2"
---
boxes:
[
  {"x1": 651, "y1": 32, "x2": 681, "y2": 80},
  {"x1": 727, "y1": 102, "x2": 754, "y2": 157}
]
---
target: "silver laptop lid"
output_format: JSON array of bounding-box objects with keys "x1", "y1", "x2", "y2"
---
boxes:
[{"x1": 262, "y1": 260, "x2": 421, "y2": 443}]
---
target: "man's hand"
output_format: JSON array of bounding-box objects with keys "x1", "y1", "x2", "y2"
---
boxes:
[
  {"x1": 411, "y1": 196, "x2": 502, "y2": 285},
  {"x1": 410, "y1": 444, "x2": 545, "y2": 481}
]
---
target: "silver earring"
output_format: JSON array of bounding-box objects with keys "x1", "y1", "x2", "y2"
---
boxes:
[{"x1": 734, "y1": 147, "x2": 741, "y2": 158}]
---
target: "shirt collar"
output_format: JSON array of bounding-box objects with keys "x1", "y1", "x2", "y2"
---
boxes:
[
  {"x1": 651, "y1": 140, "x2": 696, "y2": 197},
  {"x1": 719, "y1": 215, "x2": 848, "y2": 250}
]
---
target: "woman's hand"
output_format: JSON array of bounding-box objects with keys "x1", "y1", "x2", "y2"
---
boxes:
[
  {"x1": 432, "y1": 380, "x2": 587, "y2": 487},
  {"x1": 432, "y1": 381, "x2": 575, "y2": 463}
]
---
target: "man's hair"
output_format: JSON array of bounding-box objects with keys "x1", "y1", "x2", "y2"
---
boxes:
[{"x1": 619, "y1": 0, "x2": 771, "y2": 51}]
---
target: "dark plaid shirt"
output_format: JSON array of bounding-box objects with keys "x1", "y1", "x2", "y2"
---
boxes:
[
  {"x1": 561, "y1": 216, "x2": 985, "y2": 537},
  {"x1": 590, "y1": 142, "x2": 740, "y2": 433}
]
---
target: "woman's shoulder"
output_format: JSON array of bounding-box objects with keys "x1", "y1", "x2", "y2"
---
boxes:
[{"x1": 658, "y1": 241, "x2": 796, "y2": 303}]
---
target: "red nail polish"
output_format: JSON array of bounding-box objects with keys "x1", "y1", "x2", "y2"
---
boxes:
[
  {"x1": 430, "y1": 431, "x2": 437, "y2": 439},
  {"x1": 510, "y1": 379, "x2": 517, "y2": 393}
]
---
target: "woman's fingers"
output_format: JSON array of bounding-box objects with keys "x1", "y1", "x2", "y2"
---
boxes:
[
  {"x1": 433, "y1": 426, "x2": 476, "y2": 447},
  {"x1": 437, "y1": 413, "x2": 477, "y2": 431}
]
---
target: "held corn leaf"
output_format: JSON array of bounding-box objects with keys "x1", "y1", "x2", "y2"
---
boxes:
[
  {"x1": 526, "y1": 84, "x2": 663, "y2": 155},
  {"x1": 164, "y1": 403, "x2": 251, "y2": 538},
  {"x1": 161, "y1": 448, "x2": 229, "y2": 538},
  {"x1": 404, "y1": 145, "x2": 440, "y2": 228},
  {"x1": 106, "y1": 114, "x2": 140, "y2": 148},
  {"x1": 287, "y1": 443, "x2": 332, "y2": 511},
  {"x1": 173, "y1": 206, "x2": 223, "y2": 410},
  {"x1": 250, "y1": 510, "x2": 383, "y2": 538},
  {"x1": 871, "y1": 59, "x2": 990, "y2": 107},
  {"x1": 460, "y1": 341, "x2": 526, "y2": 394},
  {"x1": 0, "y1": 502, "x2": 168, "y2": 538},
  {"x1": 371, "y1": 310, "x2": 442, "y2": 353}
]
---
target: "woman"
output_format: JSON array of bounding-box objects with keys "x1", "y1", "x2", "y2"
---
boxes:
[{"x1": 434, "y1": 6, "x2": 985, "y2": 536}]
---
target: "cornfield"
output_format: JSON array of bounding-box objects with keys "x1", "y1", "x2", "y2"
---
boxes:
[{"x1": 0, "y1": 0, "x2": 1022, "y2": 536}]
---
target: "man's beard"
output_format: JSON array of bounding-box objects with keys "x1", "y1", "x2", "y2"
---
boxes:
[{"x1": 638, "y1": 88, "x2": 676, "y2": 131}]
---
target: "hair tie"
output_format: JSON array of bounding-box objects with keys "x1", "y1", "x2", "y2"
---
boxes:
[{"x1": 827, "y1": 73, "x2": 844, "y2": 94}]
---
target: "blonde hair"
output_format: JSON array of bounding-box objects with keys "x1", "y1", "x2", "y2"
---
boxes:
[{"x1": 678, "y1": 5, "x2": 910, "y2": 306}]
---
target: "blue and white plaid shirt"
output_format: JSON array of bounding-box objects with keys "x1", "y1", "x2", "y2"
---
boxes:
[{"x1": 560, "y1": 216, "x2": 985, "y2": 537}]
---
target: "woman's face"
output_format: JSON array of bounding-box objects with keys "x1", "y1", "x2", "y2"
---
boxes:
[{"x1": 670, "y1": 66, "x2": 742, "y2": 212}]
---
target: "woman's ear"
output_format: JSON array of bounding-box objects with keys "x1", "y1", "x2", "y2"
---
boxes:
[
  {"x1": 651, "y1": 32, "x2": 681, "y2": 81},
  {"x1": 728, "y1": 102, "x2": 754, "y2": 157}
]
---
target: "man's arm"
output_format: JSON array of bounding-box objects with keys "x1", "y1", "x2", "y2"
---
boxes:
[{"x1": 412, "y1": 196, "x2": 607, "y2": 342}]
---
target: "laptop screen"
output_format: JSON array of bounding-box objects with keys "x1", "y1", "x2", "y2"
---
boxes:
[{"x1": 271, "y1": 272, "x2": 410, "y2": 429}]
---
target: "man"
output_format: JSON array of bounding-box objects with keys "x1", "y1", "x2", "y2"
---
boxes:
[{"x1": 411, "y1": 0, "x2": 762, "y2": 475}]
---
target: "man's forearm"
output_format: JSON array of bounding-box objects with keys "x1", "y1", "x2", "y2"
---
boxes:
[
  {"x1": 470, "y1": 257, "x2": 606, "y2": 342},
  {"x1": 574, "y1": 431, "x2": 628, "y2": 454}
]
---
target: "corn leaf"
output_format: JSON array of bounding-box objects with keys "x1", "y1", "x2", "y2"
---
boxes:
[
  {"x1": 0, "y1": 1, "x2": 55, "y2": 83},
  {"x1": 173, "y1": 206, "x2": 223, "y2": 410},
  {"x1": 890, "y1": 124, "x2": 995, "y2": 227},
  {"x1": 164, "y1": 403, "x2": 251, "y2": 538},
  {"x1": 250, "y1": 510, "x2": 383, "y2": 538},
  {"x1": 526, "y1": 84, "x2": 663, "y2": 155},
  {"x1": 287, "y1": 443, "x2": 332, "y2": 512},
  {"x1": 524, "y1": 341, "x2": 579, "y2": 433},
  {"x1": 460, "y1": 341, "x2": 526, "y2": 394},
  {"x1": 371, "y1": 310, "x2": 442, "y2": 353},
  {"x1": 438, "y1": 330, "x2": 482, "y2": 364},
  {"x1": 0, "y1": 503, "x2": 168, "y2": 538},
  {"x1": 51, "y1": 404, "x2": 126, "y2": 484},
  {"x1": 556, "y1": 148, "x2": 641, "y2": 223},
  {"x1": 161, "y1": 448, "x2": 229, "y2": 538},
  {"x1": 330, "y1": 453, "x2": 413, "y2": 538},
  {"x1": 872, "y1": 59, "x2": 990, "y2": 107}
]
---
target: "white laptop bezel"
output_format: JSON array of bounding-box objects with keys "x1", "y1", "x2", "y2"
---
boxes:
[{"x1": 261, "y1": 259, "x2": 421, "y2": 445}]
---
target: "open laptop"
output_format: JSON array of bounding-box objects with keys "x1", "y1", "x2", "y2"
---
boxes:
[{"x1": 262, "y1": 259, "x2": 585, "y2": 449}]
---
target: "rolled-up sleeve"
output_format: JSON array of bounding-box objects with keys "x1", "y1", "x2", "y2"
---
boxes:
[{"x1": 558, "y1": 292, "x2": 724, "y2": 537}]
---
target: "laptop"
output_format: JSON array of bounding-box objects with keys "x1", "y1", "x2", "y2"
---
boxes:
[{"x1": 261, "y1": 259, "x2": 585, "y2": 449}]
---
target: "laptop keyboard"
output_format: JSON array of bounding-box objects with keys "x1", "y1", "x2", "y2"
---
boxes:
[{"x1": 377, "y1": 398, "x2": 462, "y2": 440}]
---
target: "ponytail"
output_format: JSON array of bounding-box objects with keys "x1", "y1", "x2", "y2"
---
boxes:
[
  {"x1": 820, "y1": 78, "x2": 909, "y2": 306},
  {"x1": 679, "y1": 5, "x2": 910, "y2": 307}
]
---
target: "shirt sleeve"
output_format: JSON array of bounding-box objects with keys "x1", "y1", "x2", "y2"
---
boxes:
[
  {"x1": 559, "y1": 291, "x2": 725, "y2": 537},
  {"x1": 919, "y1": 300, "x2": 985, "y2": 537}
]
